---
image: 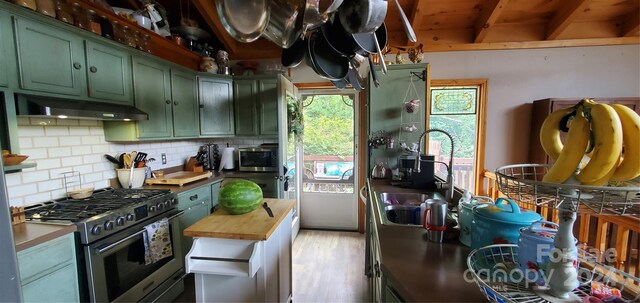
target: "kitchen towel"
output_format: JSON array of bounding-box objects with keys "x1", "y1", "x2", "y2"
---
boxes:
[
  {"x1": 143, "y1": 218, "x2": 173, "y2": 265},
  {"x1": 218, "y1": 147, "x2": 235, "y2": 171}
]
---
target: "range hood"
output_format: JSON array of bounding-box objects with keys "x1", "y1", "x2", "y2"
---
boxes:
[{"x1": 15, "y1": 94, "x2": 148, "y2": 121}]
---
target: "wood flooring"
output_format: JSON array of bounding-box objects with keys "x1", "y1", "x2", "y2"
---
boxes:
[
  {"x1": 292, "y1": 229, "x2": 369, "y2": 303},
  {"x1": 173, "y1": 229, "x2": 369, "y2": 302}
]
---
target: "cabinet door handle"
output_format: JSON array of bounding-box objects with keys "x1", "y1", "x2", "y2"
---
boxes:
[
  {"x1": 73, "y1": 62, "x2": 82, "y2": 70},
  {"x1": 174, "y1": 101, "x2": 179, "y2": 106},
  {"x1": 165, "y1": 100, "x2": 171, "y2": 105},
  {"x1": 374, "y1": 262, "x2": 380, "y2": 277},
  {"x1": 190, "y1": 194, "x2": 198, "y2": 201},
  {"x1": 89, "y1": 66, "x2": 98, "y2": 73},
  {"x1": 199, "y1": 103, "x2": 204, "y2": 108}
]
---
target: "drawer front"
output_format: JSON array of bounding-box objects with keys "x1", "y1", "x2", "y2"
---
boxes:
[
  {"x1": 22, "y1": 263, "x2": 79, "y2": 303},
  {"x1": 178, "y1": 185, "x2": 211, "y2": 210},
  {"x1": 17, "y1": 233, "x2": 75, "y2": 282}
]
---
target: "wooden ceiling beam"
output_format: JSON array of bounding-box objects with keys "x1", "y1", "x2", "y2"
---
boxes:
[
  {"x1": 546, "y1": 0, "x2": 594, "y2": 40},
  {"x1": 474, "y1": 0, "x2": 510, "y2": 43},
  {"x1": 419, "y1": 36, "x2": 639, "y2": 52},
  {"x1": 408, "y1": 0, "x2": 428, "y2": 45},
  {"x1": 621, "y1": 12, "x2": 640, "y2": 37},
  {"x1": 191, "y1": 0, "x2": 239, "y2": 57}
]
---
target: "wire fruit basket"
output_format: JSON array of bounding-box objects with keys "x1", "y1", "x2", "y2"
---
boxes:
[{"x1": 467, "y1": 245, "x2": 640, "y2": 303}]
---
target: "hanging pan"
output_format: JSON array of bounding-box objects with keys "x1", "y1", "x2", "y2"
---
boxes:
[
  {"x1": 282, "y1": 37, "x2": 306, "y2": 68},
  {"x1": 306, "y1": 31, "x2": 349, "y2": 81},
  {"x1": 261, "y1": 0, "x2": 305, "y2": 48},
  {"x1": 215, "y1": 0, "x2": 270, "y2": 43},
  {"x1": 338, "y1": 0, "x2": 387, "y2": 34}
]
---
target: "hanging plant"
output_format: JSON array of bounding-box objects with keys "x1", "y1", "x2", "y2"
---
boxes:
[{"x1": 287, "y1": 96, "x2": 304, "y2": 143}]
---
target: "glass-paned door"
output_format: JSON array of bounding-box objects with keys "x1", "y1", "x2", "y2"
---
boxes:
[{"x1": 299, "y1": 92, "x2": 358, "y2": 230}]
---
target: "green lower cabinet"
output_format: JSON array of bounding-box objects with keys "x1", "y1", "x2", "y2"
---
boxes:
[
  {"x1": 199, "y1": 76, "x2": 234, "y2": 136},
  {"x1": 85, "y1": 41, "x2": 133, "y2": 105},
  {"x1": 13, "y1": 16, "x2": 85, "y2": 96},
  {"x1": 178, "y1": 185, "x2": 212, "y2": 257},
  {"x1": 211, "y1": 180, "x2": 222, "y2": 211},
  {"x1": 17, "y1": 233, "x2": 79, "y2": 303}
]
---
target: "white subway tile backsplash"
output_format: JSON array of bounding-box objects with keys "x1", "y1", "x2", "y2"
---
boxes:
[
  {"x1": 56, "y1": 119, "x2": 79, "y2": 126},
  {"x1": 18, "y1": 138, "x2": 32, "y2": 149},
  {"x1": 18, "y1": 126, "x2": 45, "y2": 137},
  {"x1": 73, "y1": 164, "x2": 95, "y2": 175},
  {"x1": 21, "y1": 148, "x2": 48, "y2": 159},
  {"x1": 82, "y1": 154, "x2": 102, "y2": 164},
  {"x1": 30, "y1": 118, "x2": 56, "y2": 126},
  {"x1": 9, "y1": 197, "x2": 24, "y2": 207},
  {"x1": 60, "y1": 136, "x2": 82, "y2": 146},
  {"x1": 89, "y1": 127, "x2": 103, "y2": 135},
  {"x1": 81, "y1": 136, "x2": 101, "y2": 145},
  {"x1": 22, "y1": 171, "x2": 50, "y2": 183},
  {"x1": 83, "y1": 172, "x2": 104, "y2": 184},
  {"x1": 61, "y1": 156, "x2": 84, "y2": 167},
  {"x1": 9, "y1": 184, "x2": 38, "y2": 198},
  {"x1": 5, "y1": 174, "x2": 21, "y2": 186},
  {"x1": 33, "y1": 137, "x2": 59, "y2": 148},
  {"x1": 91, "y1": 144, "x2": 109, "y2": 153},
  {"x1": 72, "y1": 146, "x2": 92, "y2": 155},
  {"x1": 24, "y1": 192, "x2": 52, "y2": 205},
  {"x1": 69, "y1": 127, "x2": 90, "y2": 135},
  {"x1": 38, "y1": 179, "x2": 63, "y2": 192},
  {"x1": 17, "y1": 117, "x2": 30, "y2": 126},
  {"x1": 36, "y1": 158, "x2": 62, "y2": 170},
  {"x1": 78, "y1": 120, "x2": 99, "y2": 126},
  {"x1": 48, "y1": 147, "x2": 72, "y2": 157},
  {"x1": 44, "y1": 126, "x2": 70, "y2": 136}
]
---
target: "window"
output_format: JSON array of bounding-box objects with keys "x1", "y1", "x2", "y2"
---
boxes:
[{"x1": 426, "y1": 79, "x2": 487, "y2": 194}]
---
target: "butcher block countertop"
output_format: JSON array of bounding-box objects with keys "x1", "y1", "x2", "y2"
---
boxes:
[
  {"x1": 183, "y1": 198, "x2": 295, "y2": 241},
  {"x1": 13, "y1": 223, "x2": 77, "y2": 252}
]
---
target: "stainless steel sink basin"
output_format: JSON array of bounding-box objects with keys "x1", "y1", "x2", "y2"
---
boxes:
[{"x1": 376, "y1": 192, "x2": 445, "y2": 226}]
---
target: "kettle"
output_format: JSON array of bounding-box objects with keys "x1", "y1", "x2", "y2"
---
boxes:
[{"x1": 371, "y1": 162, "x2": 388, "y2": 179}]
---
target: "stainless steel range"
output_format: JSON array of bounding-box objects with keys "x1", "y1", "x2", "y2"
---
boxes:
[{"x1": 25, "y1": 188, "x2": 186, "y2": 303}]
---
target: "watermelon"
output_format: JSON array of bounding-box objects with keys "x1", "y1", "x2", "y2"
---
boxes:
[{"x1": 218, "y1": 179, "x2": 263, "y2": 215}]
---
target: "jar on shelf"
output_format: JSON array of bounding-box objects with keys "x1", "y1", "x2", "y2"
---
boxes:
[
  {"x1": 71, "y1": 2, "x2": 88, "y2": 30},
  {"x1": 86, "y1": 9, "x2": 101, "y2": 35},
  {"x1": 132, "y1": 30, "x2": 142, "y2": 50},
  {"x1": 36, "y1": 0, "x2": 56, "y2": 18},
  {"x1": 55, "y1": 0, "x2": 73, "y2": 24},
  {"x1": 138, "y1": 34, "x2": 150, "y2": 53},
  {"x1": 14, "y1": 0, "x2": 37, "y2": 11},
  {"x1": 111, "y1": 20, "x2": 125, "y2": 44},
  {"x1": 99, "y1": 15, "x2": 113, "y2": 39},
  {"x1": 122, "y1": 25, "x2": 135, "y2": 48}
]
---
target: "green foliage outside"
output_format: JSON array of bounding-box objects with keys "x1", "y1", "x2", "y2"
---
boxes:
[
  {"x1": 429, "y1": 115, "x2": 476, "y2": 159},
  {"x1": 302, "y1": 95, "x2": 354, "y2": 157}
]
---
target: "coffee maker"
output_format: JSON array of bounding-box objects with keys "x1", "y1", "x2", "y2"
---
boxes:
[{"x1": 397, "y1": 154, "x2": 436, "y2": 189}]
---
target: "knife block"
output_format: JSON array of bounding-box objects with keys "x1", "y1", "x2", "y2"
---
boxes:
[{"x1": 185, "y1": 157, "x2": 204, "y2": 172}]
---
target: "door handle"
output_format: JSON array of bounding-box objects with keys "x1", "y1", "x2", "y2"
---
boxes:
[
  {"x1": 190, "y1": 194, "x2": 198, "y2": 201},
  {"x1": 73, "y1": 62, "x2": 82, "y2": 69},
  {"x1": 89, "y1": 66, "x2": 98, "y2": 73}
]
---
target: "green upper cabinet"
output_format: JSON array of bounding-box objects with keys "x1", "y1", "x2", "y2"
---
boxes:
[
  {"x1": 132, "y1": 57, "x2": 172, "y2": 139},
  {"x1": 0, "y1": 11, "x2": 10, "y2": 87},
  {"x1": 233, "y1": 76, "x2": 282, "y2": 137},
  {"x1": 199, "y1": 75, "x2": 234, "y2": 136},
  {"x1": 85, "y1": 41, "x2": 133, "y2": 104},
  {"x1": 13, "y1": 16, "x2": 85, "y2": 96},
  {"x1": 233, "y1": 79, "x2": 258, "y2": 136},
  {"x1": 171, "y1": 70, "x2": 199, "y2": 137},
  {"x1": 258, "y1": 79, "x2": 278, "y2": 136}
]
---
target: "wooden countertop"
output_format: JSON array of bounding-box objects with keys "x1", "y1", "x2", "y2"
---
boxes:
[
  {"x1": 183, "y1": 198, "x2": 295, "y2": 241},
  {"x1": 12, "y1": 223, "x2": 76, "y2": 252},
  {"x1": 368, "y1": 180, "x2": 486, "y2": 302}
]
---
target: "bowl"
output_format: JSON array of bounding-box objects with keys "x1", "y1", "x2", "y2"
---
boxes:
[
  {"x1": 132, "y1": 14, "x2": 152, "y2": 30},
  {"x1": 116, "y1": 168, "x2": 146, "y2": 188},
  {"x1": 3, "y1": 155, "x2": 29, "y2": 166},
  {"x1": 67, "y1": 187, "x2": 94, "y2": 199}
]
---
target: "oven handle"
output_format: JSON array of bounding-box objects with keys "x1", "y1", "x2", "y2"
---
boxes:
[
  {"x1": 96, "y1": 211, "x2": 185, "y2": 255},
  {"x1": 151, "y1": 272, "x2": 189, "y2": 303}
]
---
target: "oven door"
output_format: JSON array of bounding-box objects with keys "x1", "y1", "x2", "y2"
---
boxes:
[{"x1": 85, "y1": 209, "x2": 184, "y2": 303}]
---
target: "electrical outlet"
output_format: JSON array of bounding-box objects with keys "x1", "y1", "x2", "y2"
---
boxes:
[{"x1": 161, "y1": 153, "x2": 167, "y2": 164}]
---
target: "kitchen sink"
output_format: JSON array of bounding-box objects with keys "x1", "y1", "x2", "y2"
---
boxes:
[{"x1": 376, "y1": 192, "x2": 445, "y2": 227}]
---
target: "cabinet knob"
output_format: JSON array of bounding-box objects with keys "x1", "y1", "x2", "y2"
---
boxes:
[
  {"x1": 199, "y1": 103, "x2": 204, "y2": 108},
  {"x1": 190, "y1": 194, "x2": 198, "y2": 201},
  {"x1": 174, "y1": 101, "x2": 179, "y2": 106},
  {"x1": 89, "y1": 66, "x2": 98, "y2": 73},
  {"x1": 73, "y1": 62, "x2": 82, "y2": 70},
  {"x1": 165, "y1": 100, "x2": 171, "y2": 105}
]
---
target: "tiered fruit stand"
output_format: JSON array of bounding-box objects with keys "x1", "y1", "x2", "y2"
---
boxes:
[{"x1": 467, "y1": 164, "x2": 640, "y2": 302}]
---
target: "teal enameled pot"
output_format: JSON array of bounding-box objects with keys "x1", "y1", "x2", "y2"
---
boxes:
[
  {"x1": 470, "y1": 198, "x2": 542, "y2": 249},
  {"x1": 457, "y1": 195, "x2": 493, "y2": 247}
]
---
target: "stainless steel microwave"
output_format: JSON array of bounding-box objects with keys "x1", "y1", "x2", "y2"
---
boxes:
[{"x1": 238, "y1": 147, "x2": 279, "y2": 172}]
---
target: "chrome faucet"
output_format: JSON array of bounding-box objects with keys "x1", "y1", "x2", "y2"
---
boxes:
[{"x1": 414, "y1": 128, "x2": 455, "y2": 203}]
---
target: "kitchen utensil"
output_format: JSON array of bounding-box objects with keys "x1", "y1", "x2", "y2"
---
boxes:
[
  {"x1": 391, "y1": 0, "x2": 417, "y2": 43},
  {"x1": 517, "y1": 220, "x2": 578, "y2": 285},
  {"x1": 331, "y1": 77, "x2": 349, "y2": 89},
  {"x1": 104, "y1": 154, "x2": 120, "y2": 166},
  {"x1": 215, "y1": 0, "x2": 270, "y2": 43},
  {"x1": 134, "y1": 152, "x2": 147, "y2": 167},
  {"x1": 338, "y1": 0, "x2": 387, "y2": 34},
  {"x1": 373, "y1": 23, "x2": 388, "y2": 74},
  {"x1": 307, "y1": 31, "x2": 349, "y2": 80},
  {"x1": 261, "y1": 0, "x2": 304, "y2": 48},
  {"x1": 368, "y1": 56, "x2": 379, "y2": 88},
  {"x1": 471, "y1": 198, "x2": 542, "y2": 249},
  {"x1": 123, "y1": 153, "x2": 132, "y2": 168},
  {"x1": 281, "y1": 37, "x2": 305, "y2": 68},
  {"x1": 117, "y1": 168, "x2": 146, "y2": 188},
  {"x1": 422, "y1": 199, "x2": 447, "y2": 242},
  {"x1": 457, "y1": 193, "x2": 492, "y2": 247},
  {"x1": 346, "y1": 63, "x2": 364, "y2": 91},
  {"x1": 301, "y1": 0, "x2": 343, "y2": 34},
  {"x1": 118, "y1": 153, "x2": 125, "y2": 168},
  {"x1": 263, "y1": 202, "x2": 274, "y2": 217}
]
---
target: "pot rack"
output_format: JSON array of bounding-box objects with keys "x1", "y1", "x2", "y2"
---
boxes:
[{"x1": 467, "y1": 163, "x2": 640, "y2": 302}]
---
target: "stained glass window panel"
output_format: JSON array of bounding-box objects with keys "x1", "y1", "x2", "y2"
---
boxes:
[{"x1": 430, "y1": 88, "x2": 477, "y2": 115}]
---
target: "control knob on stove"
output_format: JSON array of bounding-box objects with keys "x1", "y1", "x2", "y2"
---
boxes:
[
  {"x1": 115, "y1": 217, "x2": 125, "y2": 226},
  {"x1": 91, "y1": 225, "x2": 102, "y2": 235},
  {"x1": 126, "y1": 214, "x2": 134, "y2": 221},
  {"x1": 171, "y1": 198, "x2": 178, "y2": 205},
  {"x1": 164, "y1": 200, "x2": 170, "y2": 207},
  {"x1": 104, "y1": 221, "x2": 114, "y2": 231},
  {"x1": 149, "y1": 205, "x2": 156, "y2": 212},
  {"x1": 156, "y1": 203, "x2": 164, "y2": 211}
]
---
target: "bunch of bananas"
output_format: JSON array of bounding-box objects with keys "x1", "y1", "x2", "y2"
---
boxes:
[{"x1": 540, "y1": 98, "x2": 640, "y2": 185}]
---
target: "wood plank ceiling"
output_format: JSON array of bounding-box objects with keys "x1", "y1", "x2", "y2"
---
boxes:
[{"x1": 181, "y1": 0, "x2": 639, "y2": 59}]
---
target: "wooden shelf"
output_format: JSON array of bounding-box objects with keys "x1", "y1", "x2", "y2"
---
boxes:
[{"x1": 3, "y1": 161, "x2": 36, "y2": 173}]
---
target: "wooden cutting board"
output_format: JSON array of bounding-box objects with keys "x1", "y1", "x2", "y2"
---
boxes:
[{"x1": 144, "y1": 171, "x2": 212, "y2": 186}]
